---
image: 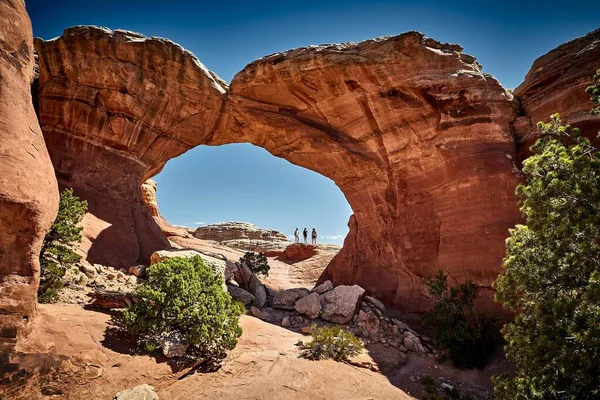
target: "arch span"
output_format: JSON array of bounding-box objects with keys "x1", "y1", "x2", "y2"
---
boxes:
[{"x1": 34, "y1": 26, "x2": 521, "y2": 311}]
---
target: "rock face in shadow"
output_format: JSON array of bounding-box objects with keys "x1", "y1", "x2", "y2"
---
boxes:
[
  {"x1": 34, "y1": 27, "x2": 523, "y2": 310},
  {"x1": 0, "y1": 0, "x2": 59, "y2": 341},
  {"x1": 35, "y1": 27, "x2": 228, "y2": 267},
  {"x1": 514, "y1": 28, "x2": 600, "y2": 157}
]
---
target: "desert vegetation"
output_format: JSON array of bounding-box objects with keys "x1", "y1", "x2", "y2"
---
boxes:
[
  {"x1": 492, "y1": 72, "x2": 600, "y2": 399},
  {"x1": 422, "y1": 270, "x2": 499, "y2": 369},
  {"x1": 117, "y1": 255, "x2": 244, "y2": 364},
  {"x1": 299, "y1": 324, "x2": 363, "y2": 361},
  {"x1": 239, "y1": 251, "x2": 270, "y2": 277},
  {"x1": 38, "y1": 188, "x2": 87, "y2": 303}
]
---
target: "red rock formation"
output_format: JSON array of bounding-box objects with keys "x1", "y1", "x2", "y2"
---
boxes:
[
  {"x1": 35, "y1": 27, "x2": 229, "y2": 267},
  {"x1": 514, "y1": 28, "x2": 600, "y2": 156},
  {"x1": 225, "y1": 34, "x2": 522, "y2": 310},
  {"x1": 35, "y1": 28, "x2": 522, "y2": 310},
  {"x1": 0, "y1": 0, "x2": 59, "y2": 341}
]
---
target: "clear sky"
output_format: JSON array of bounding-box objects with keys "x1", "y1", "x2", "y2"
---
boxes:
[{"x1": 27, "y1": 0, "x2": 599, "y2": 244}]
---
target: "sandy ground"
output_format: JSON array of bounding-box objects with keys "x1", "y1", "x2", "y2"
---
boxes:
[{"x1": 3, "y1": 304, "x2": 412, "y2": 400}]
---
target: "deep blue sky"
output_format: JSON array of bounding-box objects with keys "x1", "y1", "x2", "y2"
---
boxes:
[{"x1": 27, "y1": 0, "x2": 599, "y2": 244}]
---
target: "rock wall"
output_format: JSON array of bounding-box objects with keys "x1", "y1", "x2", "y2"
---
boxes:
[
  {"x1": 0, "y1": 0, "x2": 59, "y2": 341},
  {"x1": 514, "y1": 28, "x2": 600, "y2": 156}
]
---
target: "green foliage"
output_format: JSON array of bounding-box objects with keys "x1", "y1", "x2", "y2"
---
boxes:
[
  {"x1": 493, "y1": 114, "x2": 600, "y2": 399},
  {"x1": 119, "y1": 256, "x2": 244, "y2": 361},
  {"x1": 586, "y1": 68, "x2": 600, "y2": 115},
  {"x1": 38, "y1": 188, "x2": 87, "y2": 302},
  {"x1": 239, "y1": 251, "x2": 270, "y2": 277},
  {"x1": 423, "y1": 270, "x2": 499, "y2": 369},
  {"x1": 300, "y1": 324, "x2": 363, "y2": 361}
]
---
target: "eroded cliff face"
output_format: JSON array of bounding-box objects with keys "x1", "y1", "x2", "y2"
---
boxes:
[
  {"x1": 514, "y1": 28, "x2": 600, "y2": 155},
  {"x1": 223, "y1": 34, "x2": 522, "y2": 309},
  {"x1": 0, "y1": 0, "x2": 59, "y2": 341},
  {"x1": 35, "y1": 27, "x2": 228, "y2": 267},
  {"x1": 34, "y1": 28, "x2": 522, "y2": 310}
]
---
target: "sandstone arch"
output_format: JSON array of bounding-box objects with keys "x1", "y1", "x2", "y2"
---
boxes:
[{"x1": 34, "y1": 26, "x2": 523, "y2": 311}]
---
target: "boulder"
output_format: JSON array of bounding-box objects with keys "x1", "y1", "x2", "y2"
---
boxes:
[
  {"x1": 364, "y1": 296, "x2": 385, "y2": 313},
  {"x1": 281, "y1": 243, "x2": 319, "y2": 262},
  {"x1": 128, "y1": 265, "x2": 147, "y2": 278},
  {"x1": 150, "y1": 249, "x2": 202, "y2": 265},
  {"x1": 159, "y1": 331, "x2": 189, "y2": 358},
  {"x1": 320, "y1": 285, "x2": 365, "y2": 324},
  {"x1": 273, "y1": 288, "x2": 310, "y2": 310},
  {"x1": 248, "y1": 274, "x2": 267, "y2": 309},
  {"x1": 294, "y1": 292, "x2": 322, "y2": 319},
  {"x1": 79, "y1": 262, "x2": 98, "y2": 279},
  {"x1": 227, "y1": 285, "x2": 255, "y2": 306},
  {"x1": 114, "y1": 384, "x2": 159, "y2": 400},
  {"x1": 250, "y1": 306, "x2": 268, "y2": 320},
  {"x1": 311, "y1": 280, "x2": 334, "y2": 295}
]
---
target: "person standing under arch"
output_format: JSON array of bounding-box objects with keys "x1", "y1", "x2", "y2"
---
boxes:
[
  {"x1": 294, "y1": 228, "x2": 299, "y2": 243},
  {"x1": 303, "y1": 228, "x2": 308, "y2": 244},
  {"x1": 311, "y1": 228, "x2": 317, "y2": 245}
]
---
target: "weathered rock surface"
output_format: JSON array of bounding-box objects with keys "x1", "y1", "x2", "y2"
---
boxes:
[
  {"x1": 294, "y1": 292, "x2": 321, "y2": 319},
  {"x1": 311, "y1": 280, "x2": 334, "y2": 295},
  {"x1": 514, "y1": 28, "x2": 600, "y2": 157},
  {"x1": 0, "y1": 0, "x2": 59, "y2": 342},
  {"x1": 227, "y1": 285, "x2": 255, "y2": 305},
  {"x1": 34, "y1": 27, "x2": 228, "y2": 268},
  {"x1": 280, "y1": 243, "x2": 319, "y2": 262},
  {"x1": 273, "y1": 288, "x2": 310, "y2": 310},
  {"x1": 141, "y1": 179, "x2": 191, "y2": 238},
  {"x1": 194, "y1": 222, "x2": 290, "y2": 255},
  {"x1": 114, "y1": 384, "x2": 159, "y2": 400},
  {"x1": 320, "y1": 285, "x2": 365, "y2": 324},
  {"x1": 34, "y1": 27, "x2": 522, "y2": 311},
  {"x1": 158, "y1": 331, "x2": 189, "y2": 358}
]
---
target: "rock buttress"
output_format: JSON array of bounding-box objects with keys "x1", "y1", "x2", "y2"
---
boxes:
[{"x1": 0, "y1": 0, "x2": 59, "y2": 342}]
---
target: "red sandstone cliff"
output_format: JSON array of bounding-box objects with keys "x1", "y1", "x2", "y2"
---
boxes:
[{"x1": 0, "y1": 0, "x2": 59, "y2": 342}]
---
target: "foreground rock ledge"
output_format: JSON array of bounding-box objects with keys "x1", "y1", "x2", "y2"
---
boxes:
[{"x1": 34, "y1": 26, "x2": 524, "y2": 311}]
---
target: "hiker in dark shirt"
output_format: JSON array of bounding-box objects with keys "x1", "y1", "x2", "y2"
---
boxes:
[
  {"x1": 311, "y1": 228, "x2": 317, "y2": 245},
  {"x1": 303, "y1": 228, "x2": 308, "y2": 244}
]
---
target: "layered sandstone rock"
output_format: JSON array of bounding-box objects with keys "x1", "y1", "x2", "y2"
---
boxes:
[
  {"x1": 141, "y1": 179, "x2": 190, "y2": 238},
  {"x1": 514, "y1": 28, "x2": 600, "y2": 156},
  {"x1": 34, "y1": 27, "x2": 228, "y2": 268},
  {"x1": 225, "y1": 33, "x2": 521, "y2": 310},
  {"x1": 194, "y1": 222, "x2": 290, "y2": 255},
  {"x1": 34, "y1": 28, "x2": 522, "y2": 310},
  {"x1": 0, "y1": 0, "x2": 59, "y2": 341}
]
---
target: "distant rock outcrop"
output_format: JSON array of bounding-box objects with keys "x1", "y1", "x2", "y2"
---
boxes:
[{"x1": 194, "y1": 222, "x2": 290, "y2": 256}]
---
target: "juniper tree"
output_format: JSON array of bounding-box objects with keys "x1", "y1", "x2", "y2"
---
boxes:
[
  {"x1": 38, "y1": 188, "x2": 87, "y2": 303},
  {"x1": 493, "y1": 114, "x2": 600, "y2": 399}
]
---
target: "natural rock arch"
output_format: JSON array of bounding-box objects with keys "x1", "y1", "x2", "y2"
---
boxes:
[{"x1": 34, "y1": 27, "x2": 522, "y2": 311}]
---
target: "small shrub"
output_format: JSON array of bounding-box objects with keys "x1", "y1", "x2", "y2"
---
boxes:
[
  {"x1": 38, "y1": 188, "x2": 87, "y2": 302},
  {"x1": 422, "y1": 374, "x2": 436, "y2": 393},
  {"x1": 118, "y1": 255, "x2": 244, "y2": 362},
  {"x1": 300, "y1": 324, "x2": 363, "y2": 361},
  {"x1": 239, "y1": 251, "x2": 270, "y2": 277},
  {"x1": 422, "y1": 269, "x2": 499, "y2": 369}
]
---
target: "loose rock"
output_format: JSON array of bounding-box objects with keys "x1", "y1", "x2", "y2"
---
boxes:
[
  {"x1": 114, "y1": 384, "x2": 159, "y2": 400},
  {"x1": 273, "y1": 288, "x2": 310, "y2": 310},
  {"x1": 294, "y1": 292, "x2": 321, "y2": 319}
]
